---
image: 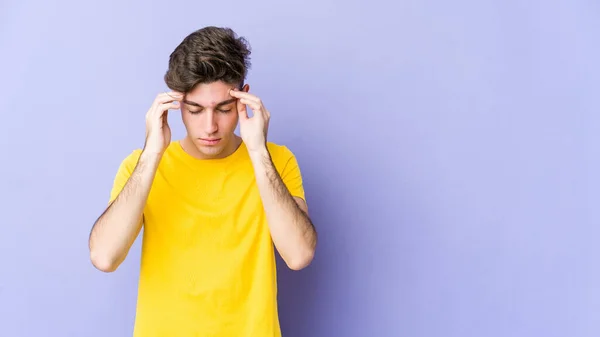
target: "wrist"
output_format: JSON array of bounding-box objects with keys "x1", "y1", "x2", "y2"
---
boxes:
[
  {"x1": 248, "y1": 145, "x2": 272, "y2": 170},
  {"x1": 248, "y1": 145, "x2": 269, "y2": 160},
  {"x1": 139, "y1": 150, "x2": 162, "y2": 167}
]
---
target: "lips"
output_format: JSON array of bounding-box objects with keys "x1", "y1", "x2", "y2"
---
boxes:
[{"x1": 199, "y1": 138, "x2": 221, "y2": 145}]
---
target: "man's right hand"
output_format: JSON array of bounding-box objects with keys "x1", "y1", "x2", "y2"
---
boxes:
[
  {"x1": 89, "y1": 91, "x2": 183, "y2": 272},
  {"x1": 144, "y1": 91, "x2": 183, "y2": 156}
]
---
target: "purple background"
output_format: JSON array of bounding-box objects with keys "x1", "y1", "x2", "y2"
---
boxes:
[{"x1": 1, "y1": 0, "x2": 599, "y2": 336}]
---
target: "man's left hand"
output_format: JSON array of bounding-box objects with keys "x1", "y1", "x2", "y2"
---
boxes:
[{"x1": 230, "y1": 89, "x2": 270, "y2": 152}]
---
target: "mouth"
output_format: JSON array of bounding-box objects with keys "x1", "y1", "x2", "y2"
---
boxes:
[{"x1": 198, "y1": 138, "x2": 221, "y2": 145}]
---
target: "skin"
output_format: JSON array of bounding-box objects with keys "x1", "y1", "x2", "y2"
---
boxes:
[{"x1": 88, "y1": 81, "x2": 317, "y2": 272}]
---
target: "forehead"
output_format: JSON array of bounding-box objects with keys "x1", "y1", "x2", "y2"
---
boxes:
[{"x1": 185, "y1": 81, "x2": 235, "y2": 106}]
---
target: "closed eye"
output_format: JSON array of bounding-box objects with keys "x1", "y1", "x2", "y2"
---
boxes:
[{"x1": 188, "y1": 108, "x2": 231, "y2": 114}]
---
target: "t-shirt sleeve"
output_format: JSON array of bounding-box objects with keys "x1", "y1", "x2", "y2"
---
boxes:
[
  {"x1": 278, "y1": 146, "x2": 306, "y2": 201},
  {"x1": 109, "y1": 149, "x2": 142, "y2": 204}
]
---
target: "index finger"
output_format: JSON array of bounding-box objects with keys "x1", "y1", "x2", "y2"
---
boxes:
[
  {"x1": 229, "y1": 89, "x2": 253, "y2": 99},
  {"x1": 230, "y1": 90, "x2": 262, "y2": 105},
  {"x1": 163, "y1": 91, "x2": 184, "y2": 101}
]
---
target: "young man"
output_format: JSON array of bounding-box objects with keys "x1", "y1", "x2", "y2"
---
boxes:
[{"x1": 88, "y1": 26, "x2": 317, "y2": 336}]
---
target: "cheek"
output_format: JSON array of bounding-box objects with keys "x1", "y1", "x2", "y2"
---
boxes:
[
  {"x1": 181, "y1": 111, "x2": 200, "y2": 131},
  {"x1": 220, "y1": 114, "x2": 239, "y2": 131},
  {"x1": 180, "y1": 111, "x2": 192, "y2": 126}
]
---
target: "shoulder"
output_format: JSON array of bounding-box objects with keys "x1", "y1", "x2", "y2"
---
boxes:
[
  {"x1": 266, "y1": 141, "x2": 298, "y2": 165},
  {"x1": 265, "y1": 141, "x2": 302, "y2": 173},
  {"x1": 266, "y1": 141, "x2": 296, "y2": 160},
  {"x1": 116, "y1": 148, "x2": 143, "y2": 172},
  {"x1": 124, "y1": 148, "x2": 143, "y2": 163}
]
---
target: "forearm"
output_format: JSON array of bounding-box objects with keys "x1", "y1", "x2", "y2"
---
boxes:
[
  {"x1": 250, "y1": 148, "x2": 317, "y2": 270},
  {"x1": 89, "y1": 151, "x2": 160, "y2": 272}
]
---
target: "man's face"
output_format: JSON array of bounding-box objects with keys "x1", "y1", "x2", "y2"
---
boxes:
[{"x1": 180, "y1": 81, "x2": 248, "y2": 159}]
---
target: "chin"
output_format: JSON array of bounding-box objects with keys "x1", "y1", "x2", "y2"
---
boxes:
[{"x1": 193, "y1": 140, "x2": 226, "y2": 158}]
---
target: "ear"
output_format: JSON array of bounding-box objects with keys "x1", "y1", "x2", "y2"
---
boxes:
[{"x1": 242, "y1": 83, "x2": 250, "y2": 92}]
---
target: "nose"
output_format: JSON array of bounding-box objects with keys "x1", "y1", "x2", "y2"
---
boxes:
[{"x1": 202, "y1": 111, "x2": 218, "y2": 134}]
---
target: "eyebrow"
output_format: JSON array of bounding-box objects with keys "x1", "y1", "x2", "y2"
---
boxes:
[{"x1": 183, "y1": 98, "x2": 236, "y2": 108}]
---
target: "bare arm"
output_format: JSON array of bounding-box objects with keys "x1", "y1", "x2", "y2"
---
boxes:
[
  {"x1": 88, "y1": 91, "x2": 182, "y2": 272},
  {"x1": 88, "y1": 152, "x2": 160, "y2": 272},
  {"x1": 249, "y1": 148, "x2": 317, "y2": 270},
  {"x1": 228, "y1": 88, "x2": 316, "y2": 270}
]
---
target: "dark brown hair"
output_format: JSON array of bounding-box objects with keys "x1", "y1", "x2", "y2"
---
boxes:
[{"x1": 164, "y1": 26, "x2": 251, "y2": 92}]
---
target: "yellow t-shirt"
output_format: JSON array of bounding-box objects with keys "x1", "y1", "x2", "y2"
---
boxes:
[{"x1": 108, "y1": 140, "x2": 305, "y2": 337}]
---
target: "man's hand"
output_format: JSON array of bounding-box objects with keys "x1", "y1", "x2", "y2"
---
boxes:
[
  {"x1": 230, "y1": 89, "x2": 270, "y2": 152},
  {"x1": 144, "y1": 91, "x2": 183, "y2": 156},
  {"x1": 230, "y1": 88, "x2": 317, "y2": 269}
]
